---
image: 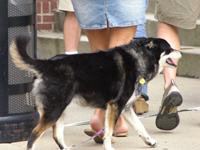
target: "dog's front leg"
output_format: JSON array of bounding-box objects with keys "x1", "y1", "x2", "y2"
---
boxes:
[
  {"x1": 123, "y1": 105, "x2": 158, "y2": 147},
  {"x1": 103, "y1": 102, "x2": 118, "y2": 150}
]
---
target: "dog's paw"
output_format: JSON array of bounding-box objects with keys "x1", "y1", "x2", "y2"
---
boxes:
[
  {"x1": 62, "y1": 147, "x2": 70, "y2": 150},
  {"x1": 103, "y1": 142, "x2": 115, "y2": 150},
  {"x1": 141, "y1": 136, "x2": 158, "y2": 147}
]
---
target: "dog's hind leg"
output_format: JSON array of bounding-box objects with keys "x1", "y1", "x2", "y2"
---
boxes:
[
  {"x1": 27, "y1": 114, "x2": 58, "y2": 150},
  {"x1": 123, "y1": 105, "x2": 158, "y2": 147},
  {"x1": 103, "y1": 102, "x2": 118, "y2": 150},
  {"x1": 52, "y1": 107, "x2": 69, "y2": 150},
  {"x1": 27, "y1": 105, "x2": 67, "y2": 150}
]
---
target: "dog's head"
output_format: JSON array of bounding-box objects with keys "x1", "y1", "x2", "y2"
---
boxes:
[{"x1": 141, "y1": 37, "x2": 182, "y2": 73}]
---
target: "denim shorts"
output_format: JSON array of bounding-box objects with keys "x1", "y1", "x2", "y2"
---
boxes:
[{"x1": 71, "y1": 0, "x2": 146, "y2": 29}]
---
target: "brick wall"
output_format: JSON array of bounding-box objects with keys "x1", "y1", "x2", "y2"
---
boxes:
[{"x1": 37, "y1": 0, "x2": 58, "y2": 31}]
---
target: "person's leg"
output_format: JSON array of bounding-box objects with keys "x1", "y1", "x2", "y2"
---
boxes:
[
  {"x1": 156, "y1": 22, "x2": 183, "y2": 130},
  {"x1": 108, "y1": 26, "x2": 137, "y2": 48},
  {"x1": 135, "y1": 23, "x2": 149, "y2": 97},
  {"x1": 133, "y1": 23, "x2": 149, "y2": 115},
  {"x1": 84, "y1": 27, "x2": 126, "y2": 136},
  {"x1": 64, "y1": 11, "x2": 81, "y2": 54},
  {"x1": 156, "y1": 22, "x2": 180, "y2": 91},
  {"x1": 109, "y1": 26, "x2": 137, "y2": 134},
  {"x1": 86, "y1": 26, "x2": 137, "y2": 136},
  {"x1": 132, "y1": 0, "x2": 149, "y2": 115},
  {"x1": 84, "y1": 28, "x2": 110, "y2": 51}
]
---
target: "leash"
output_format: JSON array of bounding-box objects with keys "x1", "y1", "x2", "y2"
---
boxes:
[
  {"x1": 63, "y1": 77, "x2": 200, "y2": 149},
  {"x1": 137, "y1": 106, "x2": 200, "y2": 119},
  {"x1": 63, "y1": 106, "x2": 200, "y2": 149},
  {"x1": 67, "y1": 128, "x2": 105, "y2": 149},
  {"x1": 64, "y1": 78, "x2": 147, "y2": 149},
  {"x1": 64, "y1": 121, "x2": 90, "y2": 127},
  {"x1": 63, "y1": 96, "x2": 138, "y2": 149},
  {"x1": 65, "y1": 106, "x2": 200, "y2": 127}
]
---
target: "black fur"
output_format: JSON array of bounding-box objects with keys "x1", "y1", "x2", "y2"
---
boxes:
[{"x1": 10, "y1": 34, "x2": 178, "y2": 150}]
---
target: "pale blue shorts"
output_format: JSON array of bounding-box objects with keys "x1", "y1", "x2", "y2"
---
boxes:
[{"x1": 71, "y1": 0, "x2": 146, "y2": 29}]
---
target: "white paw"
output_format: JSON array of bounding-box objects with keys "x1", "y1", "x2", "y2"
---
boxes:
[
  {"x1": 104, "y1": 141, "x2": 115, "y2": 150},
  {"x1": 103, "y1": 136, "x2": 115, "y2": 150},
  {"x1": 62, "y1": 147, "x2": 70, "y2": 150},
  {"x1": 141, "y1": 136, "x2": 158, "y2": 147},
  {"x1": 104, "y1": 147, "x2": 115, "y2": 150}
]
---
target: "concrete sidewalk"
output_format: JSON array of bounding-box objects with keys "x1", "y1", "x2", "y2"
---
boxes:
[{"x1": 0, "y1": 74, "x2": 200, "y2": 150}]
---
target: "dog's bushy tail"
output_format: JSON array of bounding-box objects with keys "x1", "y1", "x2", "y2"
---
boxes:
[{"x1": 10, "y1": 34, "x2": 42, "y2": 76}]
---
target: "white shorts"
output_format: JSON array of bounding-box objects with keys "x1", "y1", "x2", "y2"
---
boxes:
[{"x1": 58, "y1": 0, "x2": 74, "y2": 12}]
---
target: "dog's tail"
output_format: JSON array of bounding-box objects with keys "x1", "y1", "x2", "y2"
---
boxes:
[{"x1": 10, "y1": 34, "x2": 42, "y2": 76}]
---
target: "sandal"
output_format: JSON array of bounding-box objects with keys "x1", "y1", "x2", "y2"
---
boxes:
[
  {"x1": 84, "y1": 129, "x2": 115, "y2": 143},
  {"x1": 113, "y1": 132, "x2": 128, "y2": 137},
  {"x1": 133, "y1": 96, "x2": 149, "y2": 115},
  {"x1": 156, "y1": 79, "x2": 183, "y2": 130}
]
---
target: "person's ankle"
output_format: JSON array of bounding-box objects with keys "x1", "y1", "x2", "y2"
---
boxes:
[
  {"x1": 114, "y1": 117, "x2": 129, "y2": 134},
  {"x1": 90, "y1": 115, "x2": 104, "y2": 131}
]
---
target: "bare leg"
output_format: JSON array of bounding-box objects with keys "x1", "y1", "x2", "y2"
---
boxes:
[
  {"x1": 84, "y1": 26, "x2": 137, "y2": 51},
  {"x1": 84, "y1": 28, "x2": 110, "y2": 51},
  {"x1": 157, "y1": 22, "x2": 180, "y2": 91},
  {"x1": 63, "y1": 12, "x2": 81, "y2": 53},
  {"x1": 85, "y1": 26, "x2": 137, "y2": 139},
  {"x1": 89, "y1": 109, "x2": 106, "y2": 138},
  {"x1": 90, "y1": 109, "x2": 128, "y2": 136},
  {"x1": 156, "y1": 22, "x2": 182, "y2": 130},
  {"x1": 109, "y1": 26, "x2": 137, "y2": 48}
]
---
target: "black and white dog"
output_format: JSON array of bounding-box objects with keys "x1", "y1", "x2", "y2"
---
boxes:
[{"x1": 10, "y1": 35, "x2": 181, "y2": 150}]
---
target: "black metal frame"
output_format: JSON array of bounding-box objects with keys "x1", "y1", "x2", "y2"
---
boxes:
[
  {"x1": 0, "y1": 0, "x2": 9, "y2": 117},
  {"x1": 0, "y1": 0, "x2": 37, "y2": 117},
  {"x1": 0, "y1": 0, "x2": 38, "y2": 143}
]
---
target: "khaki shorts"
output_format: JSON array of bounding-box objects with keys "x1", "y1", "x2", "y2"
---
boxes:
[
  {"x1": 155, "y1": 0, "x2": 200, "y2": 29},
  {"x1": 58, "y1": 0, "x2": 74, "y2": 12}
]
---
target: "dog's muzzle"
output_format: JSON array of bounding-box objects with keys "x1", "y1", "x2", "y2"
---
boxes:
[{"x1": 166, "y1": 49, "x2": 182, "y2": 67}]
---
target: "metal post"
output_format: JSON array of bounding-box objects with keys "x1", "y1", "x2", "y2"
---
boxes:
[{"x1": 0, "y1": 0, "x2": 9, "y2": 117}]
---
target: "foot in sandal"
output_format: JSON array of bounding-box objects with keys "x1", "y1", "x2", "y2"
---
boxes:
[
  {"x1": 84, "y1": 109, "x2": 128, "y2": 143},
  {"x1": 156, "y1": 79, "x2": 183, "y2": 130},
  {"x1": 84, "y1": 129, "x2": 115, "y2": 143},
  {"x1": 133, "y1": 95, "x2": 149, "y2": 115}
]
